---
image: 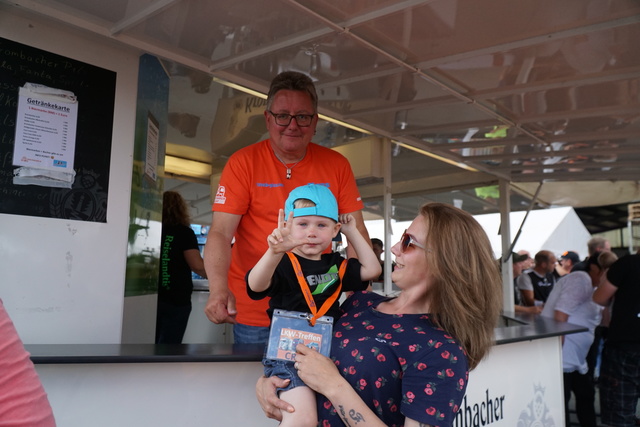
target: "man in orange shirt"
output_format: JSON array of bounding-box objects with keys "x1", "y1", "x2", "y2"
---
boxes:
[{"x1": 203, "y1": 71, "x2": 369, "y2": 344}]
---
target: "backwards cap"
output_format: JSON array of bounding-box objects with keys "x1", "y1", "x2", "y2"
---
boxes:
[
  {"x1": 560, "y1": 251, "x2": 580, "y2": 264},
  {"x1": 284, "y1": 184, "x2": 338, "y2": 222}
]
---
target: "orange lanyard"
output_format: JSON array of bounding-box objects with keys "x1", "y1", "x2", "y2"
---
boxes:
[{"x1": 286, "y1": 252, "x2": 347, "y2": 326}]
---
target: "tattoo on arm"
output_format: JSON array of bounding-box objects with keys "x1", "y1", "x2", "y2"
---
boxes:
[
  {"x1": 349, "y1": 408, "x2": 365, "y2": 423},
  {"x1": 337, "y1": 406, "x2": 366, "y2": 426},
  {"x1": 337, "y1": 406, "x2": 353, "y2": 427}
]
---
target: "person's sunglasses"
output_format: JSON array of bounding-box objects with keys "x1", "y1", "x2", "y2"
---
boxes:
[{"x1": 400, "y1": 230, "x2": 426, "y2": 253}]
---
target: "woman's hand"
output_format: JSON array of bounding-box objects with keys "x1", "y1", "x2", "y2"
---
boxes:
[
  {"x1": 294, "y1": 344, "x2": 344, "y2": 396},
  {"x1": 255, "y1": 376, "x2": 295, "y2": 421}
]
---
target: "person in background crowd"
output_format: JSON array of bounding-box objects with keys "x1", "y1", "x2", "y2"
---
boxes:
[
  {"x1": 256, "y1": 202, "x2": 503, "y2": 426},
  {"x1": 0, "y1": 299, "x2": 56, "y2": 426},
  {"x1": 573, "y1": 236, "x2": 612, "y2": 382},
  {"x1": 593, "y1": 251, "x2": 640, "y2": 427},
  {"x1": 517, "y1": 250, "x2": 557, "y2": 307},
  {"x1": 203, "y1": 71, "x2": 369, "y2": 345},
  {"x1": 517, "y1": 249, "x2": 535, "y2": 270},
  {"x1": 572, "y1": 237, "x2": 611, "y2": 273},
  {"x1": 156, "y1": 191, "x2": 207, "y2": 344},
  {"x1": 555, "y1": 250, "x2": 581, "y2": 278},
  {"x1": 511, "y1": 252, "x2": 543, "y2": 315},
  {"x1": 370, "y1": 238, "x2": 394, "y2": 282},
  {"x1": 542, "y1": 251, "x2": 618, "y2": 427},
  {"x1": 370, "y1": 238, "x2": 384, "y2": 281}
]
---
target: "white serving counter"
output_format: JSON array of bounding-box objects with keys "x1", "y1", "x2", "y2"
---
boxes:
[{"x1": 27, "y1": 314, "x2": 584, "y2": 427}]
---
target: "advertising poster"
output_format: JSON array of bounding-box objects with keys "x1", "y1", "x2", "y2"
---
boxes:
[{"x1": 455, "y1": 338, "x2": 564, "y2": 427}]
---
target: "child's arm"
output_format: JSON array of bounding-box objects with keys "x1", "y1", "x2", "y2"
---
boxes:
[
  {"x1": 247, "y1": 241, "x2": 285, "y2": 293},
  {"x1": 247, "y1": 210, "x2": 308, "y2": 293},
  {"x1": 339, "y1": 214, "x2": 381, "y2": 281}
]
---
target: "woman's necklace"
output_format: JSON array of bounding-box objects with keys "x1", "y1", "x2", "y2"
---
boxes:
[{"x1": 274, "y1": 151, "x2": 306, "y2": 179}]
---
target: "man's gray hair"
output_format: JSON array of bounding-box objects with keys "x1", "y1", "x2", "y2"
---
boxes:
[{"x1": 266, "y1": 71, "x2": 318, "y2": 112}]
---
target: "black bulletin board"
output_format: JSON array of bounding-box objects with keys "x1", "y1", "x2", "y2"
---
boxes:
[{"x1": 0, "y1": 37, "x2": 116, "y2": 222}]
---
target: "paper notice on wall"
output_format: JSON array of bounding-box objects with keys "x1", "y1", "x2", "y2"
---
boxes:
[{"x1": 13, "y1": 83, "x2": 78, "y2": 188}]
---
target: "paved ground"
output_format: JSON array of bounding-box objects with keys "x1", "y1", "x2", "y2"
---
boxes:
[{"x1": 567, "y1": 383, "x2": 640, "y2": 427}]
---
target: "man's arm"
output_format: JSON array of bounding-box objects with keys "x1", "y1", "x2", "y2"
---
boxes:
[
  {"x1": 553, "y1": 310, "x2": 569, "y2": 323},
  {"x1": 593, "y1": 277, "x2": 618, "y2": 306},
  {"x1": 514, "y1": 304, "x2": 542, "y2": 315},
  {"x1": 203, "y1": 211, "x2": 241, "y2": 324},
  {"x1": 553, "y1": 310, "x2": 569, "y2": 344},
  {"x1": 516, "y1": 274, "x2": 535, "y2": 307}
]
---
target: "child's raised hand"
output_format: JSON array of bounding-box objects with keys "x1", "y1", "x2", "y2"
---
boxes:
[
  {"x1": 339, "y1": 214, "x2": 355, "y2": 235},
  {"x1": 266, "y1": 210, "x2": 309, "y2": 254}
]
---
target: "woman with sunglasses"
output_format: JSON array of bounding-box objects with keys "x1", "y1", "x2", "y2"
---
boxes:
[{"x1": 256, "y1": 202, "x2": 503, "y2": 426}]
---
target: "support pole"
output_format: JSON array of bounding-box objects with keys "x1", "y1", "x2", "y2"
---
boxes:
[
  {"x1": 383, "y1": 138, "x2": 393, "y2": 295},
  {"x1": 499, "y1": 179, "x2": 514, "y2": 314}
]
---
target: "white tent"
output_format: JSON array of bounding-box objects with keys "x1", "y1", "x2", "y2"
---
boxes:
[
  {"x1": 469, "y1": 207, "x2": 591, "y2": 260},
  {"x1": 365, "y1": 206, "x2": 592, "y2": 261}
]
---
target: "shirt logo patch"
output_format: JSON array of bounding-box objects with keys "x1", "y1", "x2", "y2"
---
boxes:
[
  {"x1": 256, "y1": 183, "x2": 284, "y2": 188},
  {"x1": 309, "y1": 265, "x2": 340, "y2": 295},
  {"x1": 214, "y1": 185, "x2": 226, "y2": 205}
]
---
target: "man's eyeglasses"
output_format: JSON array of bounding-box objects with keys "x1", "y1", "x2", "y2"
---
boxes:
[
  {"x1": 400, "y1": 230, "x2": 426, "y2": 253},
  {"x1": 268, "y1": 111, "x2": 315, "y2": 127}
]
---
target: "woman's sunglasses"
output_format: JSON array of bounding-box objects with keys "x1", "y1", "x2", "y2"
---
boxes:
[{"x1": 400, "y1": 230, "x2": 426, "y2": 253}]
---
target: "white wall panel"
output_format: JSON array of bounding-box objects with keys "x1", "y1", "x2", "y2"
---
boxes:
[{"x1": 0, "y1": 7, "x2": 139, "y2": 344}]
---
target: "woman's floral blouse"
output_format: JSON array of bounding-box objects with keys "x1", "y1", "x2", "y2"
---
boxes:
[{"x1": 316, "y1": 291, "x2": 469, "y2": 426}]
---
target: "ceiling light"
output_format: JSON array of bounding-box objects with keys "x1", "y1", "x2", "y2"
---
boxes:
[
  {"x1": 164, "y1": 155, "x2": 212, "y2": 180},
  {"x1": 394, "y1": 141, "x2": 478, "y2": 172}
]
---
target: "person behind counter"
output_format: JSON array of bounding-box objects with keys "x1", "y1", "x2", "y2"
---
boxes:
[
  {"x1": 371, "y1": 238, "x2": 394, "y2": 282},
  {"x1": 257, "y1": 202, "x2": 503, "y2": 426},
  {"x1": 156, "y1": 191, "x2": 207, "y2": 344},
  {"x1": 203, "y1": 70, "x2": 369, "y2": 345}
]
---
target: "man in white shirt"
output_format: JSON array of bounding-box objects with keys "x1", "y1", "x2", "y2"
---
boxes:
[{"x1": 542, "y1": 251, "x2": 617, "y2": 427}]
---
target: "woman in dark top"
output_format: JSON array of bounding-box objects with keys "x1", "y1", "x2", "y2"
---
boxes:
[
  {"x1": 155, "y1": 191, "x2": 207, "y2": 344},
  {"x1": 257, "y1": 202, "x2": 503, "y2": 426}
]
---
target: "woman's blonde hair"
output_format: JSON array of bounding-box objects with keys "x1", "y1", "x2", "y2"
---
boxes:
[
  {"x1": 597, "y1": 251, "x2": 618, "y2": 270},
  {"x1": 419, "y1": 203, "x2": 503, "y2": 370}
]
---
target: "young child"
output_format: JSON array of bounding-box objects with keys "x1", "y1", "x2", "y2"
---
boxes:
[{"x1": 246, "y1": 183, "x2": 381, "y2": 427}]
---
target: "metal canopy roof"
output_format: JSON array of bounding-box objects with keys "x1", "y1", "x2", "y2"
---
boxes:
[{"x1": 3, "y1": 0, "x2": 640, "y2": 224}]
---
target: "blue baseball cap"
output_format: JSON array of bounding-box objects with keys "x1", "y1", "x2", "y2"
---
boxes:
[{"x1": 284, "y1": 184, "x2": 338, "y2": 222}]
